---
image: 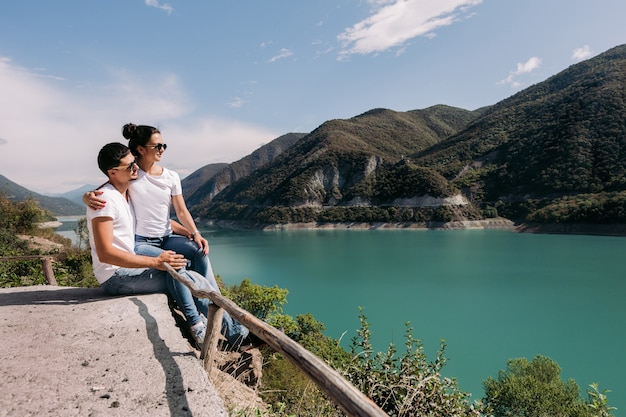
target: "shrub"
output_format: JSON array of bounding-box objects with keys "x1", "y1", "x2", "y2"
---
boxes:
[
  {"x1": 483, "y1": 355, "x2": 615, "y2": 417},
  {"x1": 340, "y1": 308, "x2": 482, "y2": 417}
]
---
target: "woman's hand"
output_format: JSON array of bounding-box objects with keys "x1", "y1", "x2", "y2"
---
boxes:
[
  {"x1": 84, "y1": 190, "x2": 106, "y2": 210},
  {"x1": 193, "y1": 233, "x2": 209, "y2": 255}
]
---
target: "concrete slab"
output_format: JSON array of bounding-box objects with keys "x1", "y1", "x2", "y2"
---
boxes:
[{"x1": 0, "y1": 285, "x2": 228, "y2": 417}]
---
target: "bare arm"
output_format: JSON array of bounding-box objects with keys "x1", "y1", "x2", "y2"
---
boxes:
[
  {"x1": 171, "y1": 219, "x2": 191, "y2": 237},
  {"x1": 171, "y1": 194, "x2": 209, "y2": 254},
  {"x1": 83, "y1": 190, "x2": 107, "y2": 210},
  {"x1": 91, "y1": 216, "x2": 187, "y2": 270}
]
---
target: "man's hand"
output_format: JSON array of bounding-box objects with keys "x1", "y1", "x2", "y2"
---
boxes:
[{"x1": 155, "y1": 250, "x2": 187, "y2": 271}]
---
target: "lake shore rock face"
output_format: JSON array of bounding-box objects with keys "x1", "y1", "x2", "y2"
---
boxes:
[{"x1": 209, "y1": 218, "x2": 516, "y2": 231}]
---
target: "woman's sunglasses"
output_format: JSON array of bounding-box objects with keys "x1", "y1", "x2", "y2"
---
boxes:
[{"x1": 145, "y1": 143, "x2": 168, "y2": 152}]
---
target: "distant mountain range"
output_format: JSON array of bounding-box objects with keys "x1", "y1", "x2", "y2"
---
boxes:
[
  {"x1": 0, "y1": 174, "x2": 86, "y2": 216},
  {"x1": 5, "y1": 44, "x2": 626, "y2": 232}
]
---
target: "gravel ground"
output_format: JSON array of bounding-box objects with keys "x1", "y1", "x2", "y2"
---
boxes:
[{"x1": 0, "y1": 285, "x2": 229, "y2": 417}]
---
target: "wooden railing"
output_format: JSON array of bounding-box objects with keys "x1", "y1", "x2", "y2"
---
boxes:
[
  {"x1": 0, "y1": 255, "x2": 58, "y2": 285},
  {"x1": 164, "y1": 263, "x2": 388, "y2": 417}
]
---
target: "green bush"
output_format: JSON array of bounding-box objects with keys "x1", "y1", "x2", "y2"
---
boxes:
[
  {"x1": 340, "y1": 308, "x2": 482, "y2": 417},
  {"x1": 483, "y1": 355, "x2": 615, "y2": 417},
  {"x1": 0, "y1": 195, "x2": 96, "y2": 288}
]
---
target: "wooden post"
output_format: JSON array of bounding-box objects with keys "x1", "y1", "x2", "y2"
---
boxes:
[
  {"x1": 40, "y1": 257, "x2": 57, "y2": 286},
  {"x1": 0, "y1": 255, "x2": 58, "y2": 286},
  {"x1": 202, "y1": 303, "x2": 224, "y2": 377}
]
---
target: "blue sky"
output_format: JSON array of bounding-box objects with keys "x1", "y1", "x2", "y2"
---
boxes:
[{"x1": 1, "y1": 0, "x2": 625, "y2": 194}]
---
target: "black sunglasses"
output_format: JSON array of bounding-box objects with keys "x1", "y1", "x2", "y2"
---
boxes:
[
  {"x1": 145, "y1": 143, "x2": 168, "y2": 151},
  {"x1": 110, "y1": 160, "x2": 138, "y2": 172}
]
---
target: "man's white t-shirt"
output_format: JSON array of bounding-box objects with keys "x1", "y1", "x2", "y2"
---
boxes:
[
  {"x1": 86, "y1": 183, "x2": 136, "y2": 284},
  {"x1": 130, "y1": 167, "x2": 182, "y2": 238}
]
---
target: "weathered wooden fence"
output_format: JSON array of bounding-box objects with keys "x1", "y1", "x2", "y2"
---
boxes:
[
  {"x1": 0, "y1": 255, "x2": 58, "y2": 285},
  {"x1": 164, "y1": 263, "x2": 388, "y2": 417}
]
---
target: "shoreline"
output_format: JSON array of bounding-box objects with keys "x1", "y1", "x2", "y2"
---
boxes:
[
  {"x1": 202, "y1": 218, "x2": 626, "y2": 236},
  {"x1": 204, "y1": 218, "x2": 517, "y2": 232}
]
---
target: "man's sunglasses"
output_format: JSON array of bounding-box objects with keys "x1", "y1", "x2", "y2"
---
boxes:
[
  {"x1": 144, "y1": 143, "x2": 168, "y2": 151},
  {"x1": 110, "y1": 160, "x2": 138, "y2": 172}
]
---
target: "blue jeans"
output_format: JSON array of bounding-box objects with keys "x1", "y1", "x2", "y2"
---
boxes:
[
  {"x1": 135, "y1": 234, "x2": 221, "y2": 293},
  {"x1": 101, "y1": 267, "x2": 168, "y2": 295},
  {"x1": 134, "y1": 235, "x2": 248, "y2": 347}
]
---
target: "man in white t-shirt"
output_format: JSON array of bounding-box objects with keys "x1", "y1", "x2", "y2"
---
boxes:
[
  {"x1": 87, "y1": 142, "x2": 250, "y2": 349},
  {"x1": 87, "y1": 143, "x2": 189, "y2": 291}
]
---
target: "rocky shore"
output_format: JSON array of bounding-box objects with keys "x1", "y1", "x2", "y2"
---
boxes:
[
  {"x1": 204, "y1": 218, "x2": 626, "y2": 236},
  {"x1": 207, "y1": 217, "x2": 517, "y2": 231}
]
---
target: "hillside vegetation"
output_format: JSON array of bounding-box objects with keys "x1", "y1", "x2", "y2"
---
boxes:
[
  {"x1": 0, "y1": 175, "x2": 84, "y2": 216},
  {"x1": 188, "y1": 44, "x2": 626, "y2": 231},
  {"x1": 185, "y1": 133, "x2": 306, "y2": 207}
]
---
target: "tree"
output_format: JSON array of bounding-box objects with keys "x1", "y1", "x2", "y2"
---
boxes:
[
  {"x1": 73, "y1": 217, "x2": 89, "y2": 250},
  {"x1": 483, "y1": 355, "x2": 612, "y2": 417},
  {"x1": 224, "y1": 278, "x2": 288, "y2": 321}
]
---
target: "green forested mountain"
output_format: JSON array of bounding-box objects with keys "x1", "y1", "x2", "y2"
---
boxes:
[
  {"x1": 413, "y1": 44, "x2": 626, "y2": 224},
  {"x1": 191, "y1": 105, "x2": 485, "y2": 222},
  {"x1": 184, "y1": 133, "x2": 306, "y2": 208},
  {"x1": 0, "y1": 174, "x2": 84, "y2": 216},
  {"x1": 189, "y1": 44, "x2": 626, "y2": 229},
  {"x1": 416, "y1": 44, "x2": 626, "y2": 196},
  {"x1": 181, "y1": 162, "x2": 229, "y2": 200}
]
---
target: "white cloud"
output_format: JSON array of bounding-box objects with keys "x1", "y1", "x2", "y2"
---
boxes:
[
  {"x1": 269, "y1": 48, "x2": 294, "y2": 63},
  {"x1": 338, "y1": 0, "x2": 483, "y2": 58},
  {"x1": 145, "y1": 0, "x2": 173, "y2": 14},
  {"x1": 514, "y1": 57, "x2": 542, "y2": 75},
  {"x1": 228, "y1": 97, "x2": 248, "y2": 108},
  {"x1": 572, "y1": 45, "x2": 593, "y2": 61},
  {"x1": 0, "y1": 56, "x2": 278, "y2": 194},
  {"x1": 498, "y1": 56, "x2": 542, "y2": 88}
]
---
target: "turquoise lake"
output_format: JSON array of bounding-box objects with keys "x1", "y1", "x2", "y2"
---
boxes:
[
  {"x1": 58, "y1": 219, "x2": 625, "y2": 413},
  {"x1": 201, "y1": 227, "x2": 625, "y2": 414}
]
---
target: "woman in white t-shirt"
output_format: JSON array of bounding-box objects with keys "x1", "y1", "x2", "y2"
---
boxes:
[{"x1": 85, "y1": 124, "x2": 240, "y2": 348}]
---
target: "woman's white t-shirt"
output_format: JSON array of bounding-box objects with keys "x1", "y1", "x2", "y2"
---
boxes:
[
  {"x1": 130, "y1": 167, "x2": 183, "y2": 238},
  {"x1": 86, "y1": 183, "x2": 135, "y2": 284}
]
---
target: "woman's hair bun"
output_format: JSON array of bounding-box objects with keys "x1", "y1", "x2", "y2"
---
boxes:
[{"x1": 122, "y1": 123, "x2": 138, "y2": 140}]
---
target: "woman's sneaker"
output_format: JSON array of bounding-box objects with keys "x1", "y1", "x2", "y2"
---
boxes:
[{"x1": 190, "y1": 321, "x2": 206, "y2": 349}]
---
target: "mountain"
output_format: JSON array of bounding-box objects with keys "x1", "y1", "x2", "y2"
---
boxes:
[
  {"x1": 181, "y1": 163, "x2": 229, "y2": 200},
  {"x1": 185, "y1": 132, "x2": 307, "y2": 207},
  {"x1": 0, "y1": 174, "x2": 85, "y2": 216},
  {"x1": 190, "y1": 105, "x2": 483, "y2": 220},
  {"x1": 188, "y1": 44, "x2": 626, "y2": 228},
  {"x1": 47, "y1": 184, "x2": 100, "y2": 206},
  {"x1": 414, "y1": 44, "x2": 626, "y2": 198},
  {"x1": 410, "y1": 44, "x2": 626, "y2": 223}
]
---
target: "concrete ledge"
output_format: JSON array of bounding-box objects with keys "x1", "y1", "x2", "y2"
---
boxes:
[{"x1": 0, "y1": 285, "x2": 227, "y2": 417}]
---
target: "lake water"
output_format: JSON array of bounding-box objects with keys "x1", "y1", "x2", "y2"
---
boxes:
[{"x1": 57, "y1": 218, "x2": 626, "y2": 413}]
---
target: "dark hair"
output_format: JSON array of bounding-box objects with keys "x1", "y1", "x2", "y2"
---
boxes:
[
  {"x1": 122, "y1": 123, "x2": 160, "y2": 158},
  {"x1": 97, "y1": 142, "x2": 131, "y2": 176}
]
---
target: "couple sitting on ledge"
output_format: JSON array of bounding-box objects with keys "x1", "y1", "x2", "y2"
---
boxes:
[{"x1": 84, "y1": 123, "x2": 263, "y2": 351}]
